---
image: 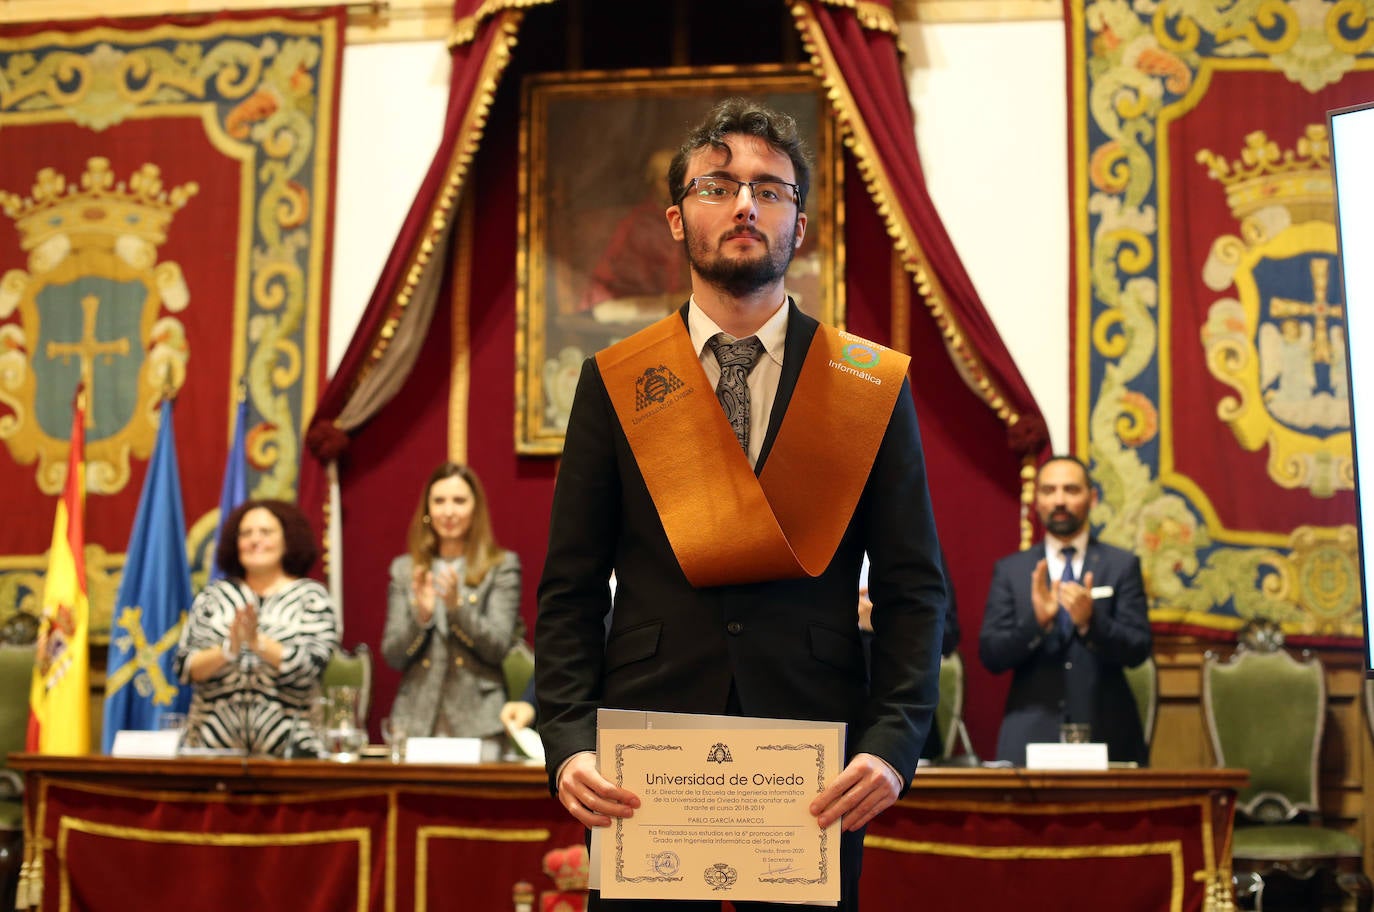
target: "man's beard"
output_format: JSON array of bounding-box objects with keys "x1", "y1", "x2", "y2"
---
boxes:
[
  {"x1": 682, "y1": 217, "x2": 797, "y2": 298},
  {"x1": 1043, "y1": 509, "x2": 1085, "y2": 538}
]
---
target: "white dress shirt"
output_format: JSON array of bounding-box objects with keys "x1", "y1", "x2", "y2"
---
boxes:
[{"x1": 1045, "y1": 529, "x2": 1089, "y2": 582}]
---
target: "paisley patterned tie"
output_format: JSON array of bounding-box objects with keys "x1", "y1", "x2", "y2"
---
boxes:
[{"x1": 706, "y1": 333, "x2": 764, "y2": 454}]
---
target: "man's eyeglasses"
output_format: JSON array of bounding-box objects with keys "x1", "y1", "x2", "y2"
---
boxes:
[{"x1": 676, "y1": 176, "x2": 801, "y2": 207}]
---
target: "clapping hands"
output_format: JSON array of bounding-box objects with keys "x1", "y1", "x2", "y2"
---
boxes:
[
  {"x1": 1031, "y1": 560, "x2": 1096, "y2": 632},
  {"x1": 228, "y1": 602, "x2": 259, "y2": 654},
  {"x1": 412, "y1": 564, "x2": 461, "y2": 625}
]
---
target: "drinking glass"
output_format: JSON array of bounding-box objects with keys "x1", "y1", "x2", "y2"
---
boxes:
[
  {"x1": 1059, "y1": 722, "x2": 1092, "y2": 744},
  {"x1": 159, "y1": 712, "x2": 187, "y2": 754},
  {"x1": 380, "y1": 716, "x2": 407, "y2": 763},
  {"x1": 324, "y1": 686, "x2": 364, "y2": 762}
]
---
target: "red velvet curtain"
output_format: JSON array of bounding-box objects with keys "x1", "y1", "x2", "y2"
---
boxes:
[
  {"x1": 298, "y1": 1, "x2": 526, "y2": 538},
  {"x1": 799, "y1": 2, "x2": 1048, "y2": 459},
  {"x1": 303, "y1": 0, "x2": 1047, "y2": 518}
]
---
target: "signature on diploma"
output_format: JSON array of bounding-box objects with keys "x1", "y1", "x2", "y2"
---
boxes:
[{"x1": 763, "y1": 859, "x2": 798, "y2": 876}]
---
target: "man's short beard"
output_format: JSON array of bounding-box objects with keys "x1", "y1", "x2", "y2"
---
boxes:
[
  {"x1": 683, "y1": 219, "x2": 796, "y2": 298},
  {"x1": 1044, "y1": 513, "x2": 1085, "y2": 537}
]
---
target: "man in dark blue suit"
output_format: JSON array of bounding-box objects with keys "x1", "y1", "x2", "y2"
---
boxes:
[
  {"x1": 535, "y1": 99, "x2": 947, "y2": 910},
  {"x1": 978, "y1": 455, "x2": 1152, "y2": 766}
]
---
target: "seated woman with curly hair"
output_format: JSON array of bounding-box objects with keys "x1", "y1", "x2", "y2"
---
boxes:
[{"x1": 174, "y1": 499, "x2": 339, "y2": 755}]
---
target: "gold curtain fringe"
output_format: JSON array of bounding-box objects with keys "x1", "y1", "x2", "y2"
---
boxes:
[
  {"x1": 1019, "y1": 455, "x2": 1036, "y2": 549},
  {"x1": 349, "y1": 13, "x2": 522, "y2": 397},
  {"x1": 448, "y1": 0, "x2": 556, "y2": 48},
  {"x1": 791, "y1": 2, "x2": 1024, "y2": 434},
  {"x1": 810, "y1": 0, "x2": 901, "y2": 34},
  {"x1": 448, "y1": 190, "x2": 477, "y2": 463}
]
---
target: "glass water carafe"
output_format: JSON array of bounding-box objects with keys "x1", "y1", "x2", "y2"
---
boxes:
[{"x1": 322, "y1": 685, "x2": 366, "y2": 761}]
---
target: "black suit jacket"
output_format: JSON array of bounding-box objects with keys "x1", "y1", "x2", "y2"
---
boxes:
[
  {"x1": 978, "y1": 538, "x2": 1152, "y2": 766},
  {"x1": 535, "y1": 302, "x2": 947, "y2": 796}
]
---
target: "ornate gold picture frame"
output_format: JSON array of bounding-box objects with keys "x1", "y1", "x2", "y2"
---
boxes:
[{"x1": 515, "y1": 66, "x2": 844, "y2": 455}]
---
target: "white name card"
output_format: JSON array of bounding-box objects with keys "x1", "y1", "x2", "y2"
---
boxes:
[
  {"x1": 110, "y1": 730, "x2": 182, "y2": 759},
  {"x1": 403, "y1": 736, "x2": 483, "y2": 764},
  {"x1": 1025, "y1": 742, "x2": 1109, "y2": 770}
]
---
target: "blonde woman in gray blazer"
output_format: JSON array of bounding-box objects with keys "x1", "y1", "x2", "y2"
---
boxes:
[{"x1": 382, "y1": 463, "x2": 522, "y2": 738}]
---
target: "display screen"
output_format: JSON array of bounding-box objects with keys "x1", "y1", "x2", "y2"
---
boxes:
[{"x1": 1329, "y1": 100, "x2": 1374, "y2": 674}]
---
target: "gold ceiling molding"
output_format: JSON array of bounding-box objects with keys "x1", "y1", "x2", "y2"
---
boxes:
[
  {"x1": 0, "y1": 0, "x2": 457, "y2": 43},
  {"x1": 895, "y1": 0, "x2": 1062, "y2": 22}
]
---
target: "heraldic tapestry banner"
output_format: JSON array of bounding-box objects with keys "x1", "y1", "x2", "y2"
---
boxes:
[
  {"x1": 1068, "y1": 0, "x2": 1374, "y2": 639},
  {"x1": 0, "y1": 11, "x2": 341, "y2": 640}
]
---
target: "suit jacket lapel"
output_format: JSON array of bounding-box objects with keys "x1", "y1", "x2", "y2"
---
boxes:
[
  {"x1": 756, "y1": 299, "x2": 817, "y2": 475},
  {"x1": 1083, "y1": 537, "x2": 1105, "y2": 584}
]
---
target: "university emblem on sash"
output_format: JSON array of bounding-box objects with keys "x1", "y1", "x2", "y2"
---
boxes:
[
  {"x1": 634, "y1": 365, "x2": 684, "y2": 410},
  {"x1": 0, "y1": 158, "x2": 195, "y2": 494},
  {"x1": 1197, "y1": 127, "x2": 1350, "y2": 498}
]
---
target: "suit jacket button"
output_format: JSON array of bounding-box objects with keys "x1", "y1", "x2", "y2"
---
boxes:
[
  {"x1": 454, "y1": 656, "x2": 465, "y2": 667},
  {"x1": 726, "y1": 622, "x2": 743, "y2": 635},
  {"x1": 1064, "y1": 661, "x2": 1073, "y2": 670},
  {"x1": 468, "y1": 593, "x2": 477, "y2": 604},
  {"x1": 421, "y1": 658, "x2": 431, "y2": 668}
]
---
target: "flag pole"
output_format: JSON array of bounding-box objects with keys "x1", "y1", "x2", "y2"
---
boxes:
[{"x1": 161, "y1": 364, "x2": 178, "y2": 403}]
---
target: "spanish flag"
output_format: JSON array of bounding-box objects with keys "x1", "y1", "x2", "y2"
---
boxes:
[{"x1": 27, "y1": 390, "x2": 91, "y2": 754}]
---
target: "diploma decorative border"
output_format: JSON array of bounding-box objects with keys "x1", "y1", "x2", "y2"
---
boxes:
[
  {"x1": 755, "y1": 743, "x2": 829, "y2": 886},
  {"x1": 608, "y1": 740, "x2": 833, "y2": 890},
  {"x1": 612, "y1": 743, "x2": 687, "y2": 885}
]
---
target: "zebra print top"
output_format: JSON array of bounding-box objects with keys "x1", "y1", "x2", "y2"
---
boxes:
[{"x1": 174, "y1": 577, "x2": 339, "y2": 756}]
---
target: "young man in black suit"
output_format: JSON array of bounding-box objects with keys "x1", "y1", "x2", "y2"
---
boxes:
[
  {"x1": 534, "y1": 98, "x2": 948, "y2": 910},
  {"x1": 978, "y1": 455, "x2": 1152, "y2": 766}
]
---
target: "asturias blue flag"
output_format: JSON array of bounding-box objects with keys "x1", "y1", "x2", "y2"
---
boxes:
[
  {"x1": 208, "y1": 385, "x2": 248, "y2": 582},
  {"x1": 102, "y1": 398, "x2": 194, "y2": 752}
]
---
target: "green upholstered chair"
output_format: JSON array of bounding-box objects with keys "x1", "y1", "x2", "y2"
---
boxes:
[
  {"x1": 503, "y1": 640, "x2": 535, "y2": 703},
  {"x1": 321, "y1": 644, "x2": 373, "y2": 729},
  {"x1": 1123, "y1": 654, "x2": 1158, "y2": 752},
  {"x1": 0, "y1": 645, "x2": 34, "y2": 911},
  {"x1": 933, "y1": 651, "x2": 966, "y2": 760},
  {"x1": 1202, "y1": 640, "x2": 1371, "y2": 911}
]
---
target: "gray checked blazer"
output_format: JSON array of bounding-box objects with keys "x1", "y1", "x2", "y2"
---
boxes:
[{"x1": 381, "y1": 550, "x2": 522, "y2": 738}]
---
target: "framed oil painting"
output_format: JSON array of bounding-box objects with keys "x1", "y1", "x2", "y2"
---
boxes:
[{"x1": 515, "y1": 66, "x2": 843, "y2": 455}]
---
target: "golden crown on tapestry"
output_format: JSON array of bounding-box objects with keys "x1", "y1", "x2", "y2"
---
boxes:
[
  {"x1": 0, "y1": 157, "x2": 198, "y2": 267},
  {"x1": 1195, "y1": 126, "x2": 1332, "y2": 225}
]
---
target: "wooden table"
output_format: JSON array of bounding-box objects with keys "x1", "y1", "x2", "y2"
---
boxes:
[{"x1": 9, "y1": 756, "x2": 1244, "y2": 911}]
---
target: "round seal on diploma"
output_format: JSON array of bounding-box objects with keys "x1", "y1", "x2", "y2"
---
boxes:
[
  {"x1": 703, "y1": 863, "x2": 738, "y2": 891},
  {"x1": 653, "y1": 851, "x2": 680, "y2": 876}
]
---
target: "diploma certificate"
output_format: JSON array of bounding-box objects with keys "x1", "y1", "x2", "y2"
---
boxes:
[{"x1": 596, "y1": 722, "x2": 843, "y2": 904}]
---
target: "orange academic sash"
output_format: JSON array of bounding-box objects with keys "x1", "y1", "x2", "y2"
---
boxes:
[{"x1": 596, "y1": 313, "x2": 910, "y2": 587}]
